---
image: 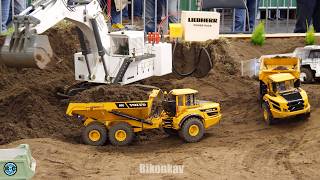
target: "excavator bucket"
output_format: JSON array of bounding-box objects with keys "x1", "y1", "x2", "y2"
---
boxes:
[{"x1": 0, "y1": 34, "x2": 53, "y2": 69}]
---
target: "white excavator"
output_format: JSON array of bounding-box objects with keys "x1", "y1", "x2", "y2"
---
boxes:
[{"x1": 0, "y1": 0, "x2": 172, "y2": 90}]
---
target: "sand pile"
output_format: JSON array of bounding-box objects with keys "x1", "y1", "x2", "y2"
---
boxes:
[
  {"x1": 0, "y1": 26, "x2": 316, "y2": 145},
  {"x1": 0, "y1": 26, "x2": 80, "y2": 144},
  {"x1": 71, "y1": 85, "x2": 149, "y2": 102}
]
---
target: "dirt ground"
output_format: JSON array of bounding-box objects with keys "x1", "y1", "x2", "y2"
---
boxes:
[{"x1": 1, "y1": 28, "x2": 320, "y2": 179}]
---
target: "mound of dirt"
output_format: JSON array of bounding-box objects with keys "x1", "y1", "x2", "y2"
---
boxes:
[
  {"x1": 71, "y1": 85, "x2": 149, "y2": 102},
  {"x1": 0, "y1": 25, "x2": 81, "y2": 145},
  {"x1": 3, "y1": 27, "x2": 320, "y2": 179},
  {"x1": 0, "y1": 25, "x2": 318, "y2": 146}
]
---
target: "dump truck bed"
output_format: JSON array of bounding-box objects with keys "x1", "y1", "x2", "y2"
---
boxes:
[
  {"x1": 259, "y1": 56, "x2": 300, "y2": 83},
  {"x1": 66, "y1": 101, "x2": 153, "y2": 121},
  {"x1": 66, "y1": 89, "x2": 161, "y2": 121}
]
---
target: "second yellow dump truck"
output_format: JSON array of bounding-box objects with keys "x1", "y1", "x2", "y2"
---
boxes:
[
  {"x1": 259, "y1": 56, "x2": 311, "y2": 125},
  {"x1": 66, "y1": 88, "x2": 221, "y2": 146}
]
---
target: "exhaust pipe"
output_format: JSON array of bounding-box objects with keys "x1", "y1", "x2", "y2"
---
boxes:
[{"x1": 0, "y1": 34, "x2": 53, "y2": 69}]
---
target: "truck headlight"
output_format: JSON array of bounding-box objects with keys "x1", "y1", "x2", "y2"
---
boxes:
[{"x1": 75, "y1": 114, "x2": 85, "y2": 121}]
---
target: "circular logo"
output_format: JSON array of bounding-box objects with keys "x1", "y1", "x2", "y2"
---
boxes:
[{"x1": 3, "y1": 162, "x2": 17, "y2": 176}]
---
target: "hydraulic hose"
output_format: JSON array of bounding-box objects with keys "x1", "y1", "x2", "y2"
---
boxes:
[
  {"x1": 196, "y1": 46, "x2": 213, "y2": 78},
  {"x1": 172, "y1": 40, "x2": 213, "y2": 77}
]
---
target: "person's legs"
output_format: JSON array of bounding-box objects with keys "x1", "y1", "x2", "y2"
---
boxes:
[
  {"x1": 312, "y1": 0, "x2": 320, "y2": 32},
  {"x1": 168, "y1": 0, "x2": 178, "y2": 23},
  {"x1": 134, "y1": 0, "x2": 142, "y2": 17},
  {"x1": 14, "y1": 0, "x2": 27, "y2": 14},
  {"x1": 122, "y1": 5, "x2": 128, "y2": 19},
  {"x1": 6, "y1": 0, "x2": 26, "y2": 26},
  {"x1": 294, "y1": 0, "x2": 316, "y2": 33},
  {"x1": 145, "y1": 0, "x2": 155, "y2": 32},
  {"x1": 1, "y1": 0, "x2": 11, "y2": 32},
  {"x1": 234, "y1": 9, "x2": 246, "y2": 32},
  {"x1": 157, "y1": 0, "x2": 163, "y2": 22},
  {"x1": 247, "y1": 0, "x2": 258, "y2": 31},
  {"x1": 111, "y1": 0, "x2": 121, "y2": 24}
]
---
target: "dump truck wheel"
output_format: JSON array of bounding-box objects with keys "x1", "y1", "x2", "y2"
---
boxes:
[
  {"x1": 82, "y1": 123, "x2": 107, "y2": 146},
  {"x1": 300, "y1": 67, "x2": 313, "y2": 83},
  {"x1": 163, "y1": 128, "x2": 178, "y2": 136},
  {"x1": 262, "y1": 103, "x2": 275, "y2": 125},
  {"x1": 179, "y1": 117, "x2": 204, "y2": 143},
  {"x1": 304, "y1": 112, "x2": 311, "y2": 120},
  {"x1": 108, "y1": 123, "x2": 134, "y2": 146},
  {"x1": 301, "y1": 112, "x2": 311, "y2": 120}
]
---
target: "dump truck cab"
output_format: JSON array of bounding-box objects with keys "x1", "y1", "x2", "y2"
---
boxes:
[
  {"x1": 162, "y1": 89, "x2": 221, "y2": 141},
  {"x1": 259, "y1": 56, "x2": 310, "y2": 125}
]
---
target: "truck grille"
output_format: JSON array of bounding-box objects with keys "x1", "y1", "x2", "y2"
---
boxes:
[
  {"x1": 287, "y1": 100, "x2": 304, "y2": 112},
  {"x1": 201, "y1": 108, "x2": 219, "y2": 117},
  {"x1": 207, "y1": 112, "x2": 218, "y2": 116},
  {"x1": 281, "y1": 91, "x2": 302, "y2": 102}
]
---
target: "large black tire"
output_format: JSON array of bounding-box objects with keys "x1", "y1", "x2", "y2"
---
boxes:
[
  {"x1": 259, "y1": 81, "x2": 267, "y2": 105},
  {"x1": 108, "y1": 123, "x2": 134, "y2": 146},
  {"x1": 301, "y1": 112, "x2": 311, "y2": 121},
  {"x1": 300, "y1": 67, "x2": 314, "y2": 84},
  {"x1": 163, "y1": 128, "x2": 178, "y2": 136},
  {"x1": 262, "y1": 102, "x2": 275, "y2": 125},
  {"x1": 179, "y1": 117, "x2": 205, "y2": 143},
  {"x1": 82, "y1": 123, "x2": 108, "y2": 146}
]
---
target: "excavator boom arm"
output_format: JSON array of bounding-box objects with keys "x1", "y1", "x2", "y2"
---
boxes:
[
  {"x1": 0, "y1": 0, "x2": 173, "y2": 85},
  {"x1": 0, "y1": 0, "x2": 109, "y2": 70}
]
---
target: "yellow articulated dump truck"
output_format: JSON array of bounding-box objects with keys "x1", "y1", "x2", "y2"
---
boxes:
[
  {"x1": 259, "y1": 56, "x2": 311, "y2": 125},
  {"x1": 66, "y1": 89, "x2": 222, "y2": 146}
]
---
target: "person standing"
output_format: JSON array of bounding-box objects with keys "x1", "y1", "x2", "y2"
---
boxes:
[
  {"x1": 1, "y1": 0, "x2": 11, "y2": 32},
  {"x1": 294, "y1": 0, "x2": 320, "y2": 33},
  {"x1": 145, "y1": 0, "x2": 179, "y2": 33},
  {"x1": 145, "y1": 0, "x2": 166, "y2": 32},
  {"x1": 111, "y1": 0, "x2": 128, "y2": 24},
  {"x1": 168, "y1": 0, "x2": 178, "y2": 23},
  {"x1": 1, "y1": 0, "x2": 27, "y2": 32},
  {"x1": 234, "y1": 0, "x2": 259, "y2": 32},
  {"x1": 121, "y1": 0, "x2": 143, "y2": 26},
  {"x1": 7, "y1": 0, "x2": 27, "y2": 26}
]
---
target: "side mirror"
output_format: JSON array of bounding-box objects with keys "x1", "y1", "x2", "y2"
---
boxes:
[{"x1": 272, "y1": 82, "x2": 277, "y2": 93}]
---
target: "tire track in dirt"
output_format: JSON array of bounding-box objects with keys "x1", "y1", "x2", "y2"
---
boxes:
[{"x1": 277, "y1": 136, "x2": 305, "y2": 180}]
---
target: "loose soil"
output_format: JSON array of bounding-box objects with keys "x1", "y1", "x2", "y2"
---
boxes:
[{"x1": 1, "y1": 27, "x2": 320, "y2": 179}]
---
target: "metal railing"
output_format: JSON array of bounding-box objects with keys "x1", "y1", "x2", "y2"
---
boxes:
[
  {"x1": 0, "y1": 0, "x2": 299, "y2": 35},
  {"x1": 258, "y1": 0, "x2": 296, "y2": 33}
]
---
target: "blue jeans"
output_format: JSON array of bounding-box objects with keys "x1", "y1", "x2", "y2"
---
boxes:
[
  {"x1": 1, "y1": 0, "x2": 11, "y2": 32},
  {"x1": 145, "y1": 0, "x2": 165, "y2": 32},
  {"x1": 7, "y1": 0, "x2": 27, "y2": 26},
  {"x1": 111, "y1": 1, "x2": 121, "y2": 24},
  {"x1": 112, "y1": 0, "x2": 143, "y2": 24},
  {"x1": 294, "y1": 0, "x2": 320, "y2": 33},
  {"x1": 134, "y1": 0, "x2": 143, "y2": 17},
  {"x1": 1, "y1": 0, "x2": 26, "y2": 32},
  {"x1": 234, "y1": 0, "x2": 259, "y2": 32},
  {"x1": 168, "y1": 0, "x2": 178, "y2": 23}
]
